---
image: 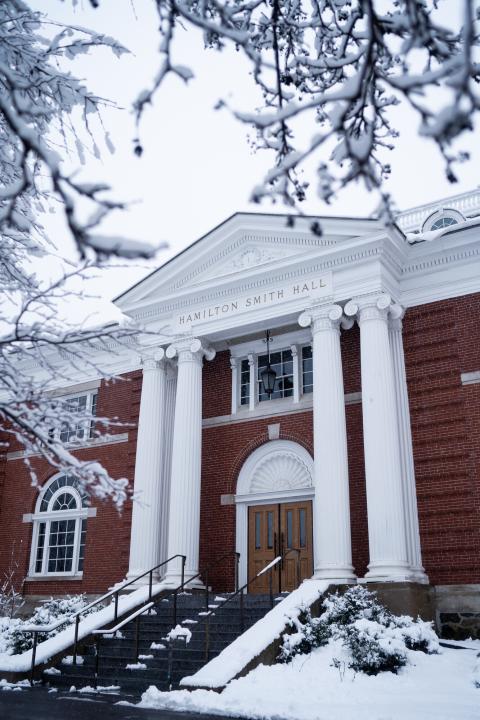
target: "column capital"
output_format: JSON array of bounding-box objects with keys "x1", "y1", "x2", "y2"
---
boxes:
[
  {"x1": 345, "y1": 293, "x2": 393, "y2": 323},
  {"x1": 166, "y1": 337, "x2": 216, "y2": 363},
  {"x1": 141, "y1": 347, "x2": 166, "y2": 371},
  {"x1": 299, "y1": 303, "x2": 349, "y2": 332},
  {"x1": 389, "y1": 303, "x2": 405, "y2": 332}
]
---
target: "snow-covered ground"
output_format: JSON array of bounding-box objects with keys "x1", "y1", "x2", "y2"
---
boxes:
[{"x1": 137, "y1": 639, "x2": 480, "y2": 720}]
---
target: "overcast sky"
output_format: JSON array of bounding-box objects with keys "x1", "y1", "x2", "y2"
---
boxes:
[{"x1": 31, "y1": 0, "x2": 480, "y2": 310}]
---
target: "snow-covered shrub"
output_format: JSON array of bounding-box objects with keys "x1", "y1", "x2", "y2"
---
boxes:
[
  {"x1": 279, "y1": 606, "x2": 330, "y2": 662},
  {"x1": 8, "y1": 595, "x2": 103, "y2": 655},
  {"x1": 279, "y1": 586, "x2": 439, "y2": 675},
  {"x1": 342, "y1": 618, "x2": 407, "y2": 675}
]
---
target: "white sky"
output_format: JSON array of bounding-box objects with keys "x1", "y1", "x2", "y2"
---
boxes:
[{"x1": 30, "y1": 0, "x2": 480, "y2": 311}]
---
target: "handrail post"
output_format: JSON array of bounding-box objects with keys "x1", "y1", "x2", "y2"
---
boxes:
[
  {"x1": 134, "y1": 614, "x2": 140, "y2": 661},
  {"x1": 181, "y1": 555, "x2": 186, "y2": 589},
  {"x1": 269, "y1": 568, "x2": 274, "y2": 608},
  {"x1": 148, "y1": 570, "x2": 153, "y2": 602},
  {"x1": 205, "y1": 613, "x2": 210, "y2": 662},
  {"x1": 239, "y1": 589, "x2": 245, "y2": 633},
  {"x1": 73, "y1": 615, "x2": 80, "y2": 666},
  {"x1": 235, "y1": 553, "x2": 240, "y2": 592},
  {"x1": 205, "y1": 571, "x2": 209, "y2": 612},
  {"x1": 94, "y1": 636, "x2": 100, "y2": 690},
  {"x1": 173, "y1": 591, "x2": 177, "y2": 627},
  {"x1": 114, "y1": 591, "x2": 119, "y2": 623},
  {"x1": 30, "y1": 632, "x2": 38, "y2": 686}
]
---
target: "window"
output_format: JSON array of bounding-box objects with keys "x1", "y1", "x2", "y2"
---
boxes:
[
  {"x1": 302, "y1": 345, "x2": 313, "y2": 394},
  {"x1": 258, "y1": 348, "x2": 294, "y2": 402},
  {"x1": 430, "y1": 216, "x2": 458, "y2": 231},
  {"x1": 52, "y1": 391, "x2": 97, "y2": 444},
  {"x1": 30, "y1": 474, "x2": 89, "y2": 577}
]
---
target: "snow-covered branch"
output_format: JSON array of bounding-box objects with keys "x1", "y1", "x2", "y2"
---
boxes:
[{"x1": 134, "y1": 0, "x2": 480, "y2": 211}]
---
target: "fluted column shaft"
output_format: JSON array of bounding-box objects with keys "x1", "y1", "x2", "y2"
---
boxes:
[
  {"x1": 299, "y1": 305, "x2": 355, "y2": 582},
  {"x1": 345, "y1": 294, "x2": 410, "y2": 580},
  {"x1": 158, "y1": 364, "x2": 177, "y2": 573},
  {"x1": 163, "y1": 339, "x2": 215, "y2": 586},
  {"x1": 127, "y1": 351, "x2": 167, "y2": 582},
  {"x1": 389, "y1": 307, "x2": 428, "y2": 582}
]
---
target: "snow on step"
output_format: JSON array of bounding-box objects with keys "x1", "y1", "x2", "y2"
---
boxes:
[
  {"x1": 150, "y1": 642, "x2": 166, "y2": 650},
  {"x1": 126, "y1": 662, "x2": 147, "y2": 670},
  {"x1": 181, "y1": 579, "x2": 329, "y2": 689}
]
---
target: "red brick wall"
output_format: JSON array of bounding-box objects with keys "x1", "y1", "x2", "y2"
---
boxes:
[
  {"x1": 404, "y1": 295, "x2": 480, "y2": 585},
  {"x1": 0, "y1": 371, "x2": 142, "y2": 596},
  {"x1": 2, "y1": 292, "x2": 480, "y2": 597}
]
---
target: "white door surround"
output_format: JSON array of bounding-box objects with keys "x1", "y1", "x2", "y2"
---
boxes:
[{"x1": 235, "y1": 440, "x2": 314, "y2": 586}]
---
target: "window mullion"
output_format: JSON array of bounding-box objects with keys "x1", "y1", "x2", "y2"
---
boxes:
[
  {"x1": 291, "y1": 344, "x2": 300, "y2": 403},
  {"x1": 248, "y1": 353, "x2": 256, "y2": 411}
]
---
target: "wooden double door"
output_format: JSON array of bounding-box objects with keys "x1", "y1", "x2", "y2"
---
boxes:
[{"x1": 248, "y1": 500, "x2": 313, "y2": 593}]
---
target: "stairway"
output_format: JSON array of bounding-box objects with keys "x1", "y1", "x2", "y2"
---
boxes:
[{"x1": 41, "y1": 591, "x2": 284, "y2": 697}]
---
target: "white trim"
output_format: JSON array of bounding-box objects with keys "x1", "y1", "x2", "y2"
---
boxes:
[
  {"x1": 7, "y1": 432, "x2": 129, "y2": 461},
  {"x1": 461, "y1": 370, "x2": 480, "y2": 386},
  {"x1": 234, "y1": 440, "x2": 314, "y2": 585},
  {"x1": 229, "y1": 329, "x2": 311, "y2": 358},
  {"x1": 49, "y1": 379, "x2": 101, "y2": 398},
  {"x1": 203, "y1": 391, "x2": 361, "y2": 428}
]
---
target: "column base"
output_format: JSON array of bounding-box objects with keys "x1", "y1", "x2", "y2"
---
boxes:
[
  {"x1": 161, "y1": 573, "x2": 205, "y2": 590},
  {"x1": 313, "y1": 565, "x2": 356, "y2": 584},
  {"x1": 364, "y1": 560, "x2": 417, "y2": 583}
]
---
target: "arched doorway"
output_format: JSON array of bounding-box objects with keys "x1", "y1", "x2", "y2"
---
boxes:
[{"x1": 235, "y1": 440, "x2": 314, "y2": 591}]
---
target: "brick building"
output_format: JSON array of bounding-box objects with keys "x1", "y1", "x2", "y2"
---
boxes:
[{"x1": 2, "y1": 190, "x2": 480, "y2": 633}]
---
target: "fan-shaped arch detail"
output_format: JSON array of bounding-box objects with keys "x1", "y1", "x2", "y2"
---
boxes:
[
  {"x1": 237, "y1": 440, "x2": 313, "y2": 496},
  {"x1": 250, "y1": 451, "x2": 312, "y2": 493}
]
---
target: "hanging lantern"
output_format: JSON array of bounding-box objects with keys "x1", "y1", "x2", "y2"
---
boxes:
[{"x1": 260, "y1": 330, "x2": 277, "y2": 397}]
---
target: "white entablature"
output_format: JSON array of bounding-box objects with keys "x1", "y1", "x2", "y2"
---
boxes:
[{"x1": 115, "y1": 208, "x2": 480, "y2": 345}]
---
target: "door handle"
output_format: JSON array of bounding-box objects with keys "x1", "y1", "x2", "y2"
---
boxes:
[
  {"x1": 273, "y1": 531, "x2": 278, "y2": 561},
  {"x1": 280, "y1": 532, "x2": 285, "y2": 569}
]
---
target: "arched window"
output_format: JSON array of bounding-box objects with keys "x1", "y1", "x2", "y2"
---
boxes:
[
  {"x1": 30, "y1": 474, "x2": 89, "y2": 576},
  {"x1": 430, "y1": 216, "x2": 458, "y2": 231},
  {"x1": 422, "y1": 208, "x2": 465, "y2": 232}
]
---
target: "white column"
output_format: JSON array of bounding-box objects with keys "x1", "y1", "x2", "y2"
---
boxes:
[
  {"x1": 299, "y1": 304, "x2": 355, "y2": 582},
  {"x1": 389, "y1": 305, "x2": 428, "y2": 583},
  {"x1": 162, "y1": 338, "x2": 215, "y2": 587},
  {"x1": 127, "y1": 349, "x2": 167, "y2": 582},
  {"x1": 345, "y1": 294, "x2": 410, "y2": 581},
  {"x1": 158, "y1": 362, "x2": 177, "y2": 572}
]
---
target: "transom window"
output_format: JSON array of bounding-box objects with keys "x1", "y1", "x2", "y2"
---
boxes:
[
  {"x1": 258, "y1": 349, "x2": 294, "y2": 402},
  {"x1": 30, "y1": 474, "x2": 89, "y2": 577}
]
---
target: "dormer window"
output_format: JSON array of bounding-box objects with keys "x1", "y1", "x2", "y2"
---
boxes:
[
  {"x1": 422, "y1": 208, "x2": 465, "y2": 232},
  {"x1": 430, "y1": 217, "x2": 458, "y2": 231}
]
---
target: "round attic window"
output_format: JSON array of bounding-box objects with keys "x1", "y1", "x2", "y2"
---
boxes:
[{"x1": 430, "y1": 216, "x2": 458, "y2": 231}]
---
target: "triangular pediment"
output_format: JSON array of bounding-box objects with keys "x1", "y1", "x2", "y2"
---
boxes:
[{"x1": 115, "y1": 212, "x2": 384, "y2": 312}]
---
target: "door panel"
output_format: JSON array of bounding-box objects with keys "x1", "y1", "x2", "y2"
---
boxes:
[
  {"x1": 248, "y1": 501, "x2": 313, "y2": 594},
  {"x1": 280, "y1": 501, "x2": 313, "y2": 592},
  {"x1": 248, "y1": 504, "x2": 279, "y2": 593}
]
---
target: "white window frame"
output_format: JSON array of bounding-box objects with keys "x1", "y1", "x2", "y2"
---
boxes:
[
  {"x1": 28, "y1": 475, "x2": 93, "y2": 578},
  {"x1": 230, "y1": 330, "x2": 312, "y2": 413},
  {"x1": 51, "y1": 390, "x2": 98, "y2": 445}
]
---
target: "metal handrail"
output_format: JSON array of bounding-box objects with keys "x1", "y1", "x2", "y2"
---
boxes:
[
  {"x1": 187, "y1": 548, "x2": 302, "y2": 665},
  {"x1": 84, "y1": 550, "x2": 240, "y2": 689},
  {"x1": 27, "y1": 553, "x2": 186, "y2": 684},
  {"x1": 91, "y1": 602, "x2": 155, "y2": 689}
]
